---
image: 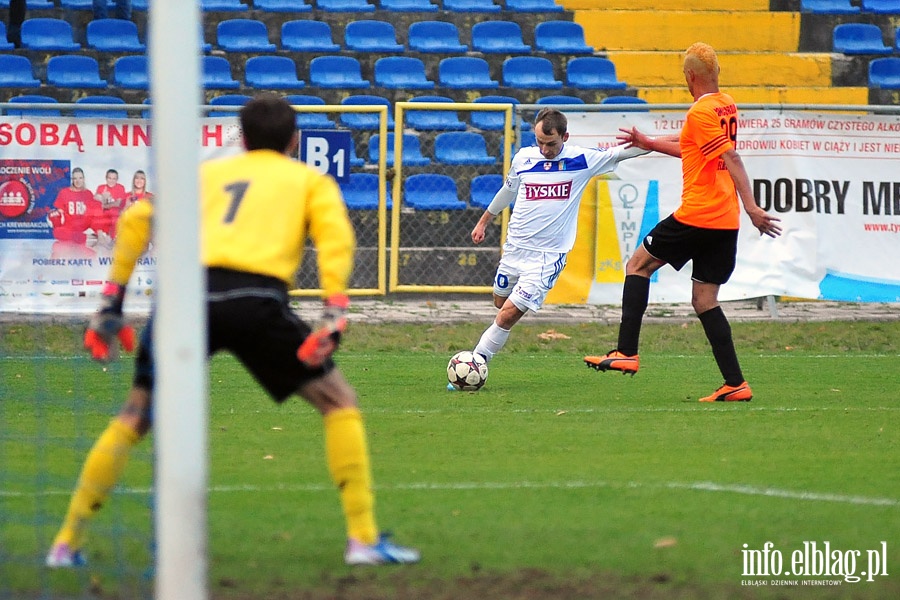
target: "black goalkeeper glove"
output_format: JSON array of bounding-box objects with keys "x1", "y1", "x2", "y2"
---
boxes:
[
  {"x1": 84, "y1": 282, "x2": 135, "y2": 362},
  {"x1": 297, "y1": 294, "x2": 350, "y2": 368}
]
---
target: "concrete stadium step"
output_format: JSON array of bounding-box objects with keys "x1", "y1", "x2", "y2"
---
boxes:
[
  {"x1": 639, "y1": 86, "x2": 870, "y2": 105},
  {"x1": 575, "y1": 10, "x2": 800, "y2": 52},
  {"x1": 561, "y1": 0, "x2": 770, "y2": 10},
  {"x1": 610, "y1": 51, "x2": 833, "y2": 88}
]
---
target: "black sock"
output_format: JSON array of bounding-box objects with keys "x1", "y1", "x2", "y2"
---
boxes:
[
  {"x1": 698, "y1": 306, "x2": 744, "y2": 386},
  {"x1": 616, "y1": 275, "x2": 650, "y2": 356}
]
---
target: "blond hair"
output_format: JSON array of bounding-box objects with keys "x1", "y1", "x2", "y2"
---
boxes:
[{"x1": 684, "y1": 42, "x2": 719, "y2": 78}]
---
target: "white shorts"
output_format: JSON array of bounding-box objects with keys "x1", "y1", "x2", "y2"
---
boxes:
[{"x1": 492, "y1": 245, "x2": 567, "y2": 313}]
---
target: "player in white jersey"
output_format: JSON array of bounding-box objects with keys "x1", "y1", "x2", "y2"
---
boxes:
[{"x1": 450, "y1": 108, "x2": 648, "y2": 389}]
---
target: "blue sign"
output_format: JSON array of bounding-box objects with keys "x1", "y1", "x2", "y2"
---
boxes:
[{"x1": 299, "y1": 130, "x2": 351, "y2": 183}]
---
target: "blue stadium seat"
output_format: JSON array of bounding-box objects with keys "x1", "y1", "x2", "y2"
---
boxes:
[
  {"x1": 534, "y1": 21, "x2": 593, "y2": 54},
  {"x1": 406, "y1": 96, "x2": 467, "y2": 131},
  {"x1": 869, "y1": 57, "x2": 900, "y2": 88},
  {"x1": 601, "y1": 95, "x2": 649, "y2": 111},
  {"x1": 434, "y1": 132, "x2": 496, "y2": 166},
  {"x1": 254, "y1": 0, "x2": 312, "y2": 10},
  {"x1": 132, "y1": 0, "x2": 149, "y2": 8},
  {"x1": 6, "y1": 95, "x2": 60, "y2": 117},
  {"x1": 0, "y1": 55, "x2": 41, "y2": 88},
  {"x1": 22, "y1": 18, "x2": 80, "y2": 51},
  {"x1": 113, "y1": 55, "x2": 149, "y2": 90},
  {"x1": 245, "y1": 56, "x2": 306, "y2": 89},
  {"x1": 0, "y1": 22, "x2": 13, "y2": 51},
  {"x1": 347, "y1": 137, "x2": 365, "y2": 167},
  {"x1": 833, "y1": 23, "x2": 892, "y2": 54},
  {"x1": 379, "y1": 0, "x2": 437, "y2": 10},
  {"x1": 502, "y1": 57, "x2": 563, "y2": 89},
  {"x1": 404, "y1": 174, "x2": 465, "y2": 210},
  {"x1": 438, "y1": 57, "x2": 499, "y2": 89},
  {"x1": 861, "y1": 0, "x2": 900, "y2": 13},
  {"x1": 200, "y1": 25, "x2": 212, "y2": 52},
  {"x1": 57, "y1": 0, "x2": 101, "y2": 8},
  {"x1": 202, "y1": 0, "x2": 249, "y2": 10},
  {"x1": 309, "y1": 56, "x2": 370, "y2": 89},
  {"x1": 345, "y1": 20, "x2": 403, "y2": 52},
  {"x1": 471, "y1": 95, "x2": 521, "y2": 131},
  {"x1": 442, "y1": 0, "x2": 500, "y2": 11},
  {"x1": 0, "y1": 0, "x2": 53, "y2": 7},
  {"x1": 566, "y1": 57, "x2": 628, "y2": 90},
  {"x1": 317, "y1": 0, "x2": 375, "y2": 11},
  {"x1": 537, "y1": 95, "x2": 584, "y2": 105},
  {"x1": 505, "y1": 0, "x2": 562, "y2": 12},
  {"x1": 284, "y1": 94, "x2": 337, "y2": 129},
  {"x1": 47, "y1": 55, "x2": 108, "y2": 89},
  {"x1": 896, "y1": 27, "x2": 900, "y2": 51},
  {"x1": 800, "y1": 0, "x2": 860, "y2": 13},
  {"x1": 209, "y1": 94, "x2": 252, "y2": 117},
  {"x1": 472, "y1": 21, "x2": 530, "y2": 53},
  {"x1": 217, "y1": 19, "x2": 276, "y2": 52},
  {"x1": 74, "y1": 95, "x2": 128, "y2": 119},
  {"x1": 408, "y1": 21, "x2": 467, "y2": 53},
  {"x1": 87, "y1": 19, "x2": 145, "y2": 52},
  {"x1": 375, "y1": 57, "x2": 435, "y2": 89},
  {"x1": 281, "y1": 20, "x2": 340, "y2": 52},
  {"x1": 202, "y1": 56, "x2": 241, "y2": 89},
  {"x1": 470, "y1": 174, "x2": 504, "y2": 209},
  {"x1": 340, "y1": 95, "x2": 394, "y2": 129},
  {"x1": 340, "y1": 173, "x2": 392, "y2": 210},
  {"x1": 519, "y1": 129, "x2": 536, "y2": 148},
  {"x1": 368, "y1": 133, "x2": 431, "y2": 166}
]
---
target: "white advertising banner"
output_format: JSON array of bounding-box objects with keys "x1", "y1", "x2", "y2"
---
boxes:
[{"x1": 566, "y1": 110, "x2": 900, "y2": 304}]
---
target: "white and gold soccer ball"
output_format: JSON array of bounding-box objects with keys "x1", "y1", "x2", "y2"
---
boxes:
[{"x1": 447, "y1": 351, "x2": 488, "y2": 391}]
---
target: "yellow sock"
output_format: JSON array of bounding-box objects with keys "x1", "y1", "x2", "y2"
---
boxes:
[
  {"x1": 53, "y1": 418, "x2": 140, "y2": 549},
  {"x1": 323, "y1": 407, "x2": 378, "y2": 545}
]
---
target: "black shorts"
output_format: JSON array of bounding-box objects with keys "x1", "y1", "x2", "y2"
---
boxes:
[
  {"x1": 134, "y1": 268, "x2": 333, "y2": 404},
  {"x1": 642, "y1": 214, "x2": 738, "y2": 285}
]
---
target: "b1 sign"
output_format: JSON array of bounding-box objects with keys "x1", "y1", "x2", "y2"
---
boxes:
[{"x1": 299, "y1": 130, "x2": 351, "y2": 183}]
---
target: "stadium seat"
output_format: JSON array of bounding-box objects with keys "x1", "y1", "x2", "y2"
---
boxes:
[
  {"x1": 281, "y1": 20, "x2": 340, "y2": 52},
  {"x1": 406, "y1": 96, "x2": 467, "y2": 131},
  {"x1": 0, "y1": 22, "x2": 13, "y2": 51},
  {"x1": 245, "y1": 56, "x2": 306, "y2": 89},
  {"x1": 202, "y1": 56, "x2": 241, "y2": 89},
  {"x1": 87, "y1": 19, "x2": 145, "y2": 52},
  {"x1": 566, "y1": 57, "x2": 628, "y2": 90},
  {"x1": 438, "y1": 57, "x2": 499, "y2": 89},
  {"x1": 537, "y1": 95, "x2": 584, "y2": 105},
  {"x1": 132, "y1": 0, "x2": 148, "y2": 8},
  {"x1": 1, "y1": 0, "x2": 53, "y2": 7},
  {"x1": 408, "y1": 21, "x2": 467, "y2": 53},
  {"x1": 601, "y1": 95, "x2": 649, "y2": 111},
  {"x1": 0, "y1": 55, "x2": 41, "y2": 88},
  {"x1": 340, "y1": 173, "x2": 392, "y2": 210},
  {"x1": 202, "y1": 0, "x2": 249, "y2": 10},
  {"x1": 368, "y1": 133, "x2": 431, "y2": 166},
  {"x1": 316, "y1": 0, "x2": 375, "y2": 11},
  {"x1": 434, "y1": 132, "x2": 496, "y2": 166},
  {"x1": 199, "y1": 26, "x2": 212, "y2": 52},
  {"x1": 208, "y1": 94, "x2": 251, "y2": 117},
  {"x1": 47, "y1": 55, "x2": 108, "y2": 89},
  {"x1": 254, "y1": 0, "x2": 312, "y2": 10},
  {"x1": 800, "y1": 0, "x2": 860, "y2": 13},
  {"x1": 442, "y1": 0, "x2": 500, "y2": 12},
  {"x1": 896, "y1": 27, "x2": 900, "y2": 51},
  {"x1": 470, "y1": 174, "x2": 504, "y2": 209},
  {"x1": 309, "y1": 56, "x2": 370, "y2": 89},
  {"x1": 74, "y1": 95, "x2": 128, "y2": 119},
  {"x1": 869, "y1": 57, "x2": 900, "y2": 88},
  {"x1": 375, "y1": 57, "x2": 435, "y2": 89},
  {"x1": 379, "y1": 0, "x2": 438, "y2": 10},
  {"x1": 505, "y1": 0, "x2": 563, "y2": 12},
  {"x1": 21, "y1": 18, "x2": 80, "y2": 51},
  {"x1": 861, "y1": 0, "x2": 900, "y2": 13},
  {"x1": 534, "y1": 21, "x2": 593, "y2": 54},
  {"x1": 217, "y1": 19, "x2": 276, "y2": 52},
  {"x1": 345, "y1": 20, "x2": 403, "y2": 52},
  {"x1": 471, "y1": 95, "x2": 521, "y2": 131},
  {"x1": 502, "y1": 57, "x2": 563, "y2": 89},
  {"x1": 339, "y1": 95, "x2": 394, "y2": 129},
  {"x1": 347, "y1": 137, "x2": 365, "y2": 167},
  {"x1": 833, "y1": 23, "x2": 892, "y2": 54},
  {"x1": 113, "y1": 55, "x2": 149, "y2": 90},
  {"x1": 519, "y1": 129, "x2": 536, "y2": 148},
  {"x1": 471, "y1": 21, "x2": 531, "y2": 54},
  {"x1": 404, "y1": 174, "x2": 465, "y2": 210},
  {"x1": 6, "y1": 95, "x2": 60, "y2": 117},
  {"x1": 284, "y1": 94, "x2": 337, "y2": 129}
]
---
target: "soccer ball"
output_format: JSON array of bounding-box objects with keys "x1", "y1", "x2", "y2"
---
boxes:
[{"x1": 447, "y1": 351, "x2": 488, "y2": 391}]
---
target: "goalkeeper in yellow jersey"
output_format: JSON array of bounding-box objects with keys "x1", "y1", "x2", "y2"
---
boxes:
[{"x1": 46, "y1": 94, "x2": 420, "y2": 568}]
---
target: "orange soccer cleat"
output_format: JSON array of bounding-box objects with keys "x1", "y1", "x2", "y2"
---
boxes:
[
  {"x1": 583, "y1": 350, "x2": 639, "y2": 375},
  {"x1": 699, "y1": 381, "x2": 753, "y2": 402}
]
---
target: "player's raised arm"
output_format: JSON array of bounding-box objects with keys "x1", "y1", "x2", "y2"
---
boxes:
[{"x1": 618, "y1": 127, "x2": 682, "y2": 158}]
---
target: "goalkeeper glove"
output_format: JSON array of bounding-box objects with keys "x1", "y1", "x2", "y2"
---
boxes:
[
  {"x1": 84, "y1": 282, "x2": 136, "y2": 362},
  {"x1": 297, "y1": 294, "x2": 350, "y2": 368}
]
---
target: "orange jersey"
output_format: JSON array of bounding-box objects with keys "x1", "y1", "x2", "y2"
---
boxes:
[{"x1": 675, "y1": 92, "x2": 740, "y2": 229}]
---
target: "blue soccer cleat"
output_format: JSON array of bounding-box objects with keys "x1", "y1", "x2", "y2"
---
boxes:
[
  {"x1": 344, "y1": 533, "x2": 420, "y2": 565},
  {"x1": 45, "y1": 543, "x2": 87, "y2": 568}
]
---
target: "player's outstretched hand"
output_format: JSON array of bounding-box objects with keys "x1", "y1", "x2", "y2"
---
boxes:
[
  {"x1": 84, "y1": 283, "x2": 135, "y2": 362},
  {"x1": 297, "y1": 294, "x2": 350, "y2": 368},
  {"x1": 747, "y1": 206, "x2": 782, "y2": 238}
]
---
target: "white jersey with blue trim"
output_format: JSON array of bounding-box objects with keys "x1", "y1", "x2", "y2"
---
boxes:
[{"x1": 503, "y1": 143, "x2": 625, "y2": 253}]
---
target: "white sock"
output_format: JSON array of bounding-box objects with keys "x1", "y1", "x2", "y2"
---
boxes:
[{"x1": 474, "y1": 322, "x2": 510, "y2": 363}]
